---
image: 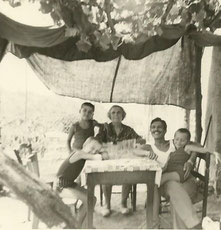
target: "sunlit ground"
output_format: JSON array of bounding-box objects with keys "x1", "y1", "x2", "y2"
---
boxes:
[{"x1": 0, "y1": 186, "x2": 220, "y2": 229}]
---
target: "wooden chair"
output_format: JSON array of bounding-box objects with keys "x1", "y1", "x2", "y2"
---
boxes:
[
  {"x1": 191, "y1": 152, "x2": 211, "y2": 218},
  {"x1": 15, "y1": 143, "x2": 79, "y2": 227},
  {"x1": 14, "y1": 144, "x2": 41, "y2": 228},
  {"x1": 100, "y1": 184, "x2": 137, "y2": 211}
]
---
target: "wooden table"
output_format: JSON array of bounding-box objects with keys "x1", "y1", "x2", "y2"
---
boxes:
[{"x1": 84, "y1": 158, "x2": 162, "y2": 229}]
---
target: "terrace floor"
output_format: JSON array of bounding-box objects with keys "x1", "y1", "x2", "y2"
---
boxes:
[{"x1": 0, "y1": 185, "x2": 220, "y2": 229}]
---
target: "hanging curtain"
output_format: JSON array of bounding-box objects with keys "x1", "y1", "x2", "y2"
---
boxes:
[
  {"x1": 27, "y1": 37, "x2": 196, "y2": 109},
  {"x1": 0, "y1": 12, "x2": 67, "y2": 47}
]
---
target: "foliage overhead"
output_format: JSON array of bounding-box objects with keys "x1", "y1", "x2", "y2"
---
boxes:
[{"x1": 4, "y1": 0, "x2": 221, "y2": 52}]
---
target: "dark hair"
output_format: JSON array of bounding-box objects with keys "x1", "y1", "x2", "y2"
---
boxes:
[
  {"x1": 150, "y1": 117, "x2": 167, "y2": 130},
  {"x1": 81, "y1": 102, "x2": 95, "y2": 111},
  {"x1": 175, "y1": 128, "x2": 191, "y2": 141},
  {"x1": 107, "y1": 105, "x2": 126, "y2": 120}
]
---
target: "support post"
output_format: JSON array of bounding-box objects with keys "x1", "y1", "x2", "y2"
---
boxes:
[
  {"x1": 184, "y1": 109, "x2": 190, "y2": 129},
  {"x1": 195, "y1": 45, "x2": 203, "y2": 143}
]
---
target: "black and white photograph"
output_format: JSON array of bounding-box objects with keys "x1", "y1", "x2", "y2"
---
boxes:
[{"x1": 0, "y1": 0, "x2": 221, "y2": 229}]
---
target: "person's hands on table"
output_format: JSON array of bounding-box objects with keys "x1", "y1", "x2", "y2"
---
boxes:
[
  {"x1": 101, "y1": 151, "x2": 109, "y2": 160},
  {"x1": 137, "y1": 138, "x2": 146, "y2": 145}
]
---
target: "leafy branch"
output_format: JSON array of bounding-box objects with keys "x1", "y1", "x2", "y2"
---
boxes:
[
  {"x1": 104, "y1": 0, "x2": 115, "y2": 34},
  {"x1": 161, "y1": 0, "x2": 175, "y2": 24},
  {"x1": 3, "y1": 0, "x2": 221, "y2": 52}
]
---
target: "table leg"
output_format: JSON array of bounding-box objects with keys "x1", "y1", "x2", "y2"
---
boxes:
[
  {"x1": 87, "y1": 176, "x2": 95, "y2": 229},
  {"x1": 146, "y1": 177, "x2": 155, "y2": 229},
  {"x1": 132, "y1": 184, "x2": 137, "y2": 212}
]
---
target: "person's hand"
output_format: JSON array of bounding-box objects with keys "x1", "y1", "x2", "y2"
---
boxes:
[
  {"x1": 101, "y1": 151, "x2": 109, "y2": 160},
  {"x1": 137, "y1": 138, "x2": 146, "y2": 145},
  {"x1": 183, "y1": 161, "x2": 193, "y2": 180},
  {"x1": 93, "y1": 154, "x2": 102, "y2": 160},
  {"x1": 135, "y1": 143, "x2": 142, "y2": 149}
]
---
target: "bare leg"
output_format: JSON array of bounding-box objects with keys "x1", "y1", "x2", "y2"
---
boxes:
[
  {"x1": 60, "y1": 185, "x2": 96, "y2": 227},
  {"x1": 120, "y1": 185, "x2": 132, "y2": 214},
  {"x1": 152, "y1": 185, "x2": 160, "y2": 228},
  {"x1": 161, "y1": 180, "x2": 200, "y2": 229},
  {"x1": 121, "y1": 184, "x2": 132, "y2": 208},
  {"x1": 161, "y1": 172, "x2": 180, "y2": 185},
  {"x1": 102, "y1": 185, "x2": 112, "y2": 210}
]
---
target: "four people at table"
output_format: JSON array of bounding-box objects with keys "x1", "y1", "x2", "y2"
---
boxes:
[{"x1": 55, "y1": 102, "x2": 208, "y2": 229}]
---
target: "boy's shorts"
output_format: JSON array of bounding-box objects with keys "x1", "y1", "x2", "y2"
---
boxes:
[
  {"x1": 54, "y1": 177, "x2": 78, "y2": 192},
  {"x1": 165, "y1": 165, "x2": 185, "y2": 183}
]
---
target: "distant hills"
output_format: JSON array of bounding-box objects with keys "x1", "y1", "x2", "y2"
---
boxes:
[
  {"x1": 1, "y1": 90, "x2": 81, "y2": 133},
  {"x1": 1, "y1": 89, "x2": 189, "y2": 142}
]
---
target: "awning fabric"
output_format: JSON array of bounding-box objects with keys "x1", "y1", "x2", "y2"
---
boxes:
[
  {"x1": 27, "y1": 38, "x2": 196, "y2": 109},
  {"x1": 6, "y1": 36, "x2": 179, "y2": 62},
  {"x1": 0, "y1": 12, "x2": 67, "y2": 47},
  {"x1": 1, "y1": 11, "x2": 221, "y2": 62}
]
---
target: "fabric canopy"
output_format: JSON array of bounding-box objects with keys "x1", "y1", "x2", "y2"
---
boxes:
[
  {"x1": 0, "y1": 12, "x2": 67, "y2": 47},
  {"x1": 6, "y1": 36, "x2": 179, "y2": 62},
  {"x1": 27, "y1": 38, "x2": 196, "y2": 109},
  {"x1": 1, "y1": 11, "x2": 221, "y2": 62}
]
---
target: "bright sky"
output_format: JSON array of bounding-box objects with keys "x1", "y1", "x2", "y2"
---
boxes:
[
  {"x1": 0, "y1": 53, "x2": 52, "y2": 96},
  {"x1": 0, "y1": 0, "x2": 55, "y2": 26}
]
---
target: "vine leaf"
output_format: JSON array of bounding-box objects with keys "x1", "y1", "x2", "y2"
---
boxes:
[
  {"x1": 76, "y1": 37, "x2": 92, "y2": 52},
  {"x1": 99, "y1": 33, "x2": 111, "y2": 50},
  {"x1": 111, "y1": 35, "x2": 121, "y2": 50},
  {"x1": 65, "y1": 27, "x2": 80, "y2": 37}
]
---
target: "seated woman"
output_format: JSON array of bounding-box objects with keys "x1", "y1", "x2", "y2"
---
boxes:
[
  {"x1": 96, "y1": 105, "x2": 145, "y2": 217},
  {"x1": 136, "y1": 118, "x2": 201, "y2": 229}
]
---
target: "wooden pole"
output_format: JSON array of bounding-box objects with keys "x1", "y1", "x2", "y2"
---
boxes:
[
  {"x1": 110, "y1": 56, "x2": 122, "y2": 102},
  {"x1": 0, "y1": 152, "x2": 78, "y2": 229},
  {"x1": 184, "y1": 109, "x2": 190, "y2": 129},
  {"x1": 195, "y1": 45, "x2": 203, "y2": 143}
]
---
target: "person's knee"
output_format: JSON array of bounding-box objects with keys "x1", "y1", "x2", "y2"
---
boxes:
[{"x1": 163, "y1": 180, "x2": 179, "y2": 195}]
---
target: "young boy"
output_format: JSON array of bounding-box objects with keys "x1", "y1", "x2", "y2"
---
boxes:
[
  {"x1": 67, "y1": 102, "x2": 101, "y2": 153},
  {"x1": 162, "y1": 128, "x2": 211, "y2": 184},
  {"x1": 55, "y1": 137, "x2": 108, "y2": 228}
]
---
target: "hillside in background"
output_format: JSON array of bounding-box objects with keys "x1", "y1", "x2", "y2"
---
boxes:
[
  {"x1": 1, "y1": 90, "x2": 80, "y2": 131},
  {"x1": 1, "y1": 88, "x2": 192, "y2": 140}
]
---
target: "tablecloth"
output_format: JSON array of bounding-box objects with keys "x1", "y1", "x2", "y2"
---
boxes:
[{"x1": 84, "y1": 158, "x2": 162, "y2": 186}]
